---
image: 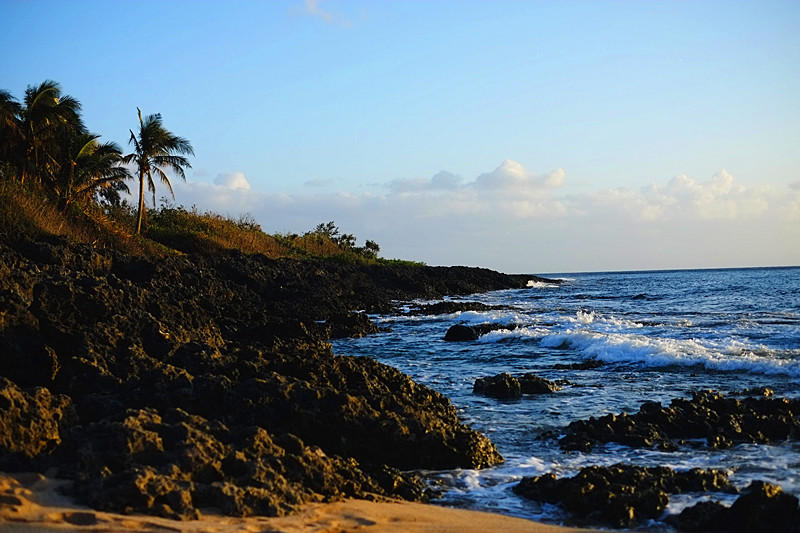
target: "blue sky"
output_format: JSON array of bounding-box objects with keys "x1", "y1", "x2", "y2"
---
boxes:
[{"x1": 2, "y1": 0, "x2": 799, "y2": 272}]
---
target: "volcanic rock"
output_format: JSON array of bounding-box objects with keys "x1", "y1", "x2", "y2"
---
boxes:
[
  {"x1": 444, "y1": 322, "x2": 519, "y2": 342},
  {"x1": 473, "y1": 373, "x2": 521, "y2": 398},
  {"x1": 671, "y1": 481, "x2": 800, "y2": 532},
  {"x1": 559, "y1": 390, "x2": 800, "y2": 452},
  {"x1": 553, "y1": 360, "x2": 604, "y2": 370},
  {"x1": 513, "y1": 464, "x2": 732, "y2": 528},
  {"x1": 444, "y1": 324, "x2": 480, "y2": 341},
  {"x1": 408, "y1": 301, "x2": 514, "y2": 316},
  {"x1": 0, "y1": 378, "x2": 75, "y2": 461},
  {"x1": 0, "y1": 236, "x2": 517, "y2": 519},
  {"x1": 473, "y1": 372, "x2": 561, "y2": 399}
]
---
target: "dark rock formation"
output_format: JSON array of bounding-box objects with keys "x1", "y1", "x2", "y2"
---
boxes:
[
  {"x1": 513, "y1": 464, "x2": 732, "y2": 528},
  {"x1": 473, "y1": 372, "x2": 561, "y2": 399},
  {"x1": 444, "y1": 322, "x2": 519, "y2": 342},
  {"x1": 0, "y1": 236, "x2": 519, "y2": 519},
  {"x1": 559, "y1": 390, "x2": 800, "y2": 452},
  {"x1": 407, "y1": 301, "x2": 514, "y2": 316},
  {"x1": 731, "y1": 386, "x2": 774, "y2": 398},
  {"x1": 553, "y1": 360, "x2": 604, "y2": 370},
  {"x1": 522, "y1": 275, "x2": 564, "y2": 286},
  {"x1": 0, "y1": 378, "x2": 75, "y2": 460},
  {"x1": 322, "y1": 311, "x2": 381, "y2": 339},
  {"x1": 671, "y1": 481, "x2": 800, "y2": 533},
  {"x1": 444, "y1": 324, "x2": 480, "y2": 341},
  {"x1": 519, "y1": 373, "x2": 562, "y2": 394},
  {"x1": 473, "y1": 373, "x2": 521, "y2": 398}
]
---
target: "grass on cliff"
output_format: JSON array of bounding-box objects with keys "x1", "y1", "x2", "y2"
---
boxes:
[
  {"x1": 0, "y1": 180, "x2": 423, "y2": 266},
  {"x1": 0, "y1": 180, "x2": 157, "y2": 255}
]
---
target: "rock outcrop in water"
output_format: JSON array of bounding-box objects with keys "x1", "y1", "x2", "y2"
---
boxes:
[
  {"x1": 443, "y1": 322, "x2": 519, "y2": 341},
  {"x1": 513, "y1": 464, "x2": 733, "y2": 528},
  {"x1": 670, "y1": 481, "x2": 800, "y2": 533},
  {"x1": 559, "y1": 390, "x2": 800, "y2": 452},
  {"x1": 0, "y1": 236, "x2": 521, "y2": 519},
  {"x1": 406, "y1": 301, "x2": 515, "y2": 316},
  {"x1": 472, "y1": 372, "x2": 561, "y2": 399}
]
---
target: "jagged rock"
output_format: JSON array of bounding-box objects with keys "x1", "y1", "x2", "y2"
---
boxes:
[
  {"x1": 731, "y1": 386, "x2": 774, "y2": 398},
  {"x1": 324, "y1": 311, "x2": 381, "y2": 339},
  {"x1": 0, "y1": 237, "x2": 517, "y2": 518},
  {"x1": 559, "y1": 390, "x2": 800, "y2": 452},
  {"x1": 514, "y1": 464, "x2": 732, "y2": 528},
  {"x1": 444, "y1": 322, "x2": 519, "y2": 342},
  {"x1": 671, "y1": 481, "x2": 800, "y2": 533},
  {"x1": 519, "y1": 373, "x2": 561, "y2": 394},
  {"x1": 473, "y1": 373, "x2": 521, "y2": 398},
  {"x1": 473, "y1": 372, "x2": 560, "y2": 399},
  {"x1": 525, "y1": 275, "x2": 564, "y2": 286},
  {"x1": 0, "y1": 378, "x2": 75, "y2": 461},
  {"x1": 408, "y1": 301, "x2": 513, "y2": 316}
]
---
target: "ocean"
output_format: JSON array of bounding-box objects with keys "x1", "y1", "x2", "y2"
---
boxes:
[{"x1": 332, "y1": 266, "x2": 800, "y2": 529}]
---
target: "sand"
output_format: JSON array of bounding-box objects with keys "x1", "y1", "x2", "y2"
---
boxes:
[{"x1": 0, "y1": 472, "x2": 602, "y2": 533}]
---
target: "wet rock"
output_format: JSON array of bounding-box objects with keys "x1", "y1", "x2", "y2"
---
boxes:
[
  {"x1": 559, "y1": 390, "x2": 800, "y2": 452},
  {"x1": 670, "y1": 500, "x2": 727, "y2": 532},
  {"x1": 524, "y1": 275, "x2": 564, "y2": 286},
  {"x1": 514, "y1": 464, "x2": 732, "y2": 528},
  {"x1": 473, "y1": 373, "x2": 521, "y2": 398},
  {"x1": 444, "y1": 322, "x2": 519, "y2": 342},
  {"x1": 731, "y1": 386, "x2": 774, "y2": 398},
  {"x1": 408, "y1": 301, "x2": 514, "y2": 316},
  {"x1": 473, "y1": 372, "x2": 560, "y2": 399},
  {"x1": 444, "y1": 324, "x2": 479, "y2": 341},
  {"x1": 672, "y1": 481, "x2": 800, "y2": 533},
  {"x1": 553, "y1": 360, "x2": 604, "y2": 370},
  {"x1": 519, "y1": 373, "x2": 561, "y2": 394}
]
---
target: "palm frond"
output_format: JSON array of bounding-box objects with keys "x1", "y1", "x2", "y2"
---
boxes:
[{"x1": 153, "y1": 167, "x2": 175, "y2": 199}]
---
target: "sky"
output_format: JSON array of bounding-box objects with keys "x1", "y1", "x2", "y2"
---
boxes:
[{"x1": 2, "y1": 0, "x2": 799, "y2": 272}]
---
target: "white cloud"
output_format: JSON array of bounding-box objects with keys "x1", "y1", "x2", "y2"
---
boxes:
[
  {"x1": 592, "y1": 170, "x2": 773, "y2": 222},
  {"x1": 166, "y1": 163, "x2": 800, "y2": 272},
  {"x1": 474, "y1": 160, "x2": 566, "y2": 192},
  {"x1": 214, "y1": 172, "x2": 251, "y2": 191},
  {"x1": 301, "y1": 0, "x2": 351, "y2": 27},
  {"x1": 388, "y1": 170, "x2": 462, "y2": 193}
]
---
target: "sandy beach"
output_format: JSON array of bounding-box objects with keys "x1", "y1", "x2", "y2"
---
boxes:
[{"x1": 0, "y1": 472, "x2": 601, "y2": 533}]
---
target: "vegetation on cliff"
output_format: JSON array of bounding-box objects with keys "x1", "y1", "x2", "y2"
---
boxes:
[{"x1": 0, "y1": 80, "x2": 395, "y2": 264}]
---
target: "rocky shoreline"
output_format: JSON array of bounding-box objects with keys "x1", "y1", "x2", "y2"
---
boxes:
[
  {"x1": 3, "y1": 236, "x2": 799, "y2": 532},
  {"x1": 0, "y1": 235, "x2": 526, "y2": 519}
]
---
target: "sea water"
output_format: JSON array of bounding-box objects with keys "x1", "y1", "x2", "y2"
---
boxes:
[{"x1": 332, "y1": 267, "x2": 800, "y2": 529}]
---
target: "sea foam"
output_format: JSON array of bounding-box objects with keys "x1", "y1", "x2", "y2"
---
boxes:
[{"x1": 539, "y1": 329, "x2": 800, "y2": 379}]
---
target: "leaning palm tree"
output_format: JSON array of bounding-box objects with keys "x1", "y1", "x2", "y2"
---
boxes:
[{"x1": 123, "y1": 108, "x2": 194, "y2": 234}]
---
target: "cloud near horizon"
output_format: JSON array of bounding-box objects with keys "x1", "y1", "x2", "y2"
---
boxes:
[
  {"x1": 214, "y1": 171, "x2": 251, "y2": 191},
  {"x1": 170, "y1": 161, "x2": 799, "y2": 272}
]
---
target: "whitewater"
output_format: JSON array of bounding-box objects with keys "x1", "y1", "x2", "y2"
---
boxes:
[{"x1": 333, "y1": 266, "x2": 800, "y2": 529}]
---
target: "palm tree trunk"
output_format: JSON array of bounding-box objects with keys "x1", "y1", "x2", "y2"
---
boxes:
[{"x1": 136, "y1": 172, "x2": 145, "y2": 234}]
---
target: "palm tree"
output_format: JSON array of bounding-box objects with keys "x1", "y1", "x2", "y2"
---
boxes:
[
  {"x1": 51, "y1": 132, "x2": 131, "y2": 210},
  {"x1": 17, "y1": 80, "x2": 83, "y2": 184},
  {"x1": 123, "y1": 108, "x2": 194, "y2": 234}
]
